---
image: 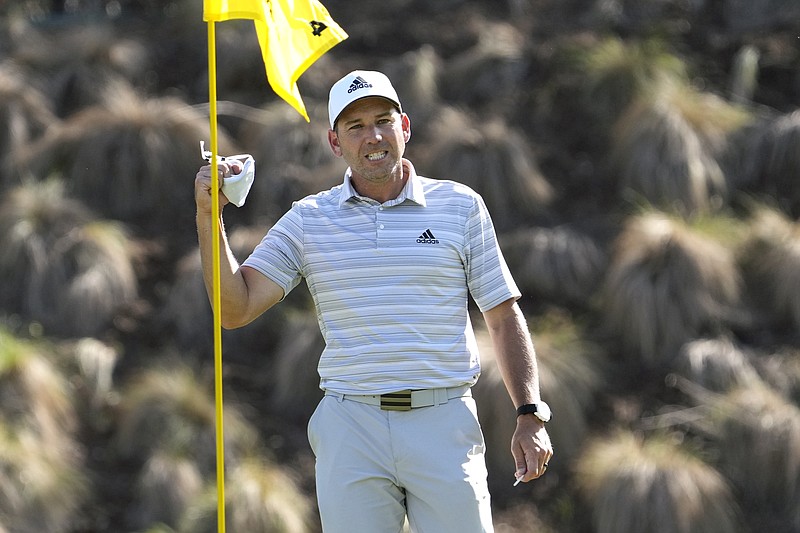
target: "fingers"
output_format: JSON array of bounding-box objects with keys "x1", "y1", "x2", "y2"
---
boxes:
[
  {"x1": 512, "y1": 425, "x2": 554, "y2": 485},
  {"x1": 197, "y1": 161, "x2": 241, "y2": 182},
  {"x1": 519, "y1": 446, "x2": 551, "y2": 480},
  {"x1": 195, "y1": 163, "x2": 233, "y2": 210}
]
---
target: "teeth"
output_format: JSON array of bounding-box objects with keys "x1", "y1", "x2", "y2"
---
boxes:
[{"x1": 367, "y1": 151, "x2": 386, "y2": 161}]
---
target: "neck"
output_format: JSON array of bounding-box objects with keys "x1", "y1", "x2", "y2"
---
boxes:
[{"x1": 351, "y1": 160, "x2": 408, "y2": 203}]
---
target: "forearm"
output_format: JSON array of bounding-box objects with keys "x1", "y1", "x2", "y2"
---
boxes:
[
  {"x1": 485, "y1": 300, "x2": 541, "y2": 408},
  {"x1": 196, "y1": 210, "x2": 251, "y2": 328}
]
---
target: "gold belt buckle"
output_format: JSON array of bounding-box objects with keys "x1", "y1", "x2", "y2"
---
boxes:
[{"x1": 380, "y1": 390, "x2": 413, "y2": 411}]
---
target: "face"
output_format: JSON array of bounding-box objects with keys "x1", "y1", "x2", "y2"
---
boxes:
[{"x1": 328, "y1": 97, "x2": 411, "y2": 186}]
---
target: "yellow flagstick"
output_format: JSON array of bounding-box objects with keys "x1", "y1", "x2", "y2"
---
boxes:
[
  {"x1": 202, "y1": 3, "x2": 347, "y2": 532},
  {"x1": 206, "y1": 19, "x2": 227, "y2": 533}
]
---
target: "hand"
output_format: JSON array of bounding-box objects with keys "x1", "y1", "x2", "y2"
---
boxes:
[
  {"x1": 194, "y1": 160, "x2": 244, "y2": 214},
  {"x1": 511, "y1": 415, "x2": 553, "y2": 483}
]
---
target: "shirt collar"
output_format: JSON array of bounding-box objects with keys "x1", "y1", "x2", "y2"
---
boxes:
[{"x1": 339, "y1": 158, "x2": 426, "y2": 208}]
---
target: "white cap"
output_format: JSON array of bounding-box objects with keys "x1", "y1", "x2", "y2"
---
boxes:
[{"x1": 328, "y1": 70, "x2": 402, "y2": 129}]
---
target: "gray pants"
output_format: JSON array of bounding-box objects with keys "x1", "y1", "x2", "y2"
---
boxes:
[{"x1": 308, "y1": 393, "x2": 494, "y2": 533}]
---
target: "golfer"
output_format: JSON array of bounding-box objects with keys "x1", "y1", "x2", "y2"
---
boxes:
[{"x1": 195, "y1": 70, "x2": 553, "y2": 532}]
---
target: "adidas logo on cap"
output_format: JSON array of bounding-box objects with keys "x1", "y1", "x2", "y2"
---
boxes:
[
  {"x1": 416, "y1": 229, "x2": 439, "y2": 244},
  {"x1": 347, "y1": 76, "x2": 373, "y2": 93}
]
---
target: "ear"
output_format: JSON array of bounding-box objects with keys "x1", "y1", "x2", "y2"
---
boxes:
[
  {"x1": 328, "y1": 129, "x2": 343, "y2": 157},
  {"x1": 402, "y1": 113, "x2": 412, "y2": 143}
]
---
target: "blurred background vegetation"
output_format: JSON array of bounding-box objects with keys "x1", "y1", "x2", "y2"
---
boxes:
[{"x1": 0, "y1": 0, "x2": 799, "y2": 531}]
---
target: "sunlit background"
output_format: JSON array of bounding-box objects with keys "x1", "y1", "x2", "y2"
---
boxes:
[{"x1": 0, "y1": 1, "x2": 799, "y2": 532}]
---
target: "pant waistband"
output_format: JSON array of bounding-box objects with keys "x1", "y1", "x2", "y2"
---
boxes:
[{"x1": 324, "y1": 385, "x2": 472, "y2": 411}]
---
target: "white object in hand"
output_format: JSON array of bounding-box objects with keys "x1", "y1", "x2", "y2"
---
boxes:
[{"x1": 200, "y1": 141, "x2": 256, "y2": 207}]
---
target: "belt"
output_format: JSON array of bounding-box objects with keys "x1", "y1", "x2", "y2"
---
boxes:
[{"x1": 324, "y1": 385, "x2": 472, "y2": 411}]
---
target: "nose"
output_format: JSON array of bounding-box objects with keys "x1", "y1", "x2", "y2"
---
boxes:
[{"x1": 365, "y1": 124, "x2": 383, "y2": 142}]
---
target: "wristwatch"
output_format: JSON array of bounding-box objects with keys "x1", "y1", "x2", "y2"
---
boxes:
[{"x1": 516, "y1": 401, "x2": 551, "y2": 423}]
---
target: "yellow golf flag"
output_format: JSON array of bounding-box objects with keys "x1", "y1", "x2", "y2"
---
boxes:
[{"x1": 204, "y1": 0, "x2": 348, "y2": 121}]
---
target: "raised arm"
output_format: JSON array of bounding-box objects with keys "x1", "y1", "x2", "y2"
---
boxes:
[{"x1": 195, "y1": 162, "x2": 284, "y2": 329}]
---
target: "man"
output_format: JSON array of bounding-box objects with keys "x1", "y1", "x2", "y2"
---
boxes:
[{"x1": 195, "y1": 70, "x2": 553, "y2": 532}]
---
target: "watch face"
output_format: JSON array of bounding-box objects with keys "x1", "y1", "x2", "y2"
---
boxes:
[{"x1": 537, "y1": 401, "x2": 552, "y2": 422}]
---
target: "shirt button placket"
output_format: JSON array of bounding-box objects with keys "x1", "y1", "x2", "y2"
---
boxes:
[{"x1": 376, "y1": 206, "x2": 385, "y2": 248}]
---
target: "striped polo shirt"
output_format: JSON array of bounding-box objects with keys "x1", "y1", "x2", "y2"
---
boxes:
[{"x1": 242, "y1": 159, "x2": 521, "y2": 395}]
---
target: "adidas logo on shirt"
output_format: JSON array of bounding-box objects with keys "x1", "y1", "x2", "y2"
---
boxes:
[
  {"x1": 347, "y1": 76, "x2": 373, "y2": 93},
  {"x1": 416, "y1": 229, "x2": 439, "y2": 244}
]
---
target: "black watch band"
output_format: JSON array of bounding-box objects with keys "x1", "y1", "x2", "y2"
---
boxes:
[{"x1": 517, "y1": 404, "x2": 540, "y2": 417}]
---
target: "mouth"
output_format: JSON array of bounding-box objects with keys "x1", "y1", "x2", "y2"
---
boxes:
[{"x1": 366, "y1": 150, "x2": 388, "y2": 161}]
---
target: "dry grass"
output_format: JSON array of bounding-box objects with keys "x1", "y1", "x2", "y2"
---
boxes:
[
  {"x1": 745, "y1": 110, "x2": 800, "y2": 215},
  {"x1": 418, "y1": 107, "x2": 553, "y2": 230},
  {"x1": 159, "y1": 225, "x2": 304, "y2": 358},
  {"x1": 9, "y1": 20, "x2": 152, "y2": 116},
  {"x1": 0, "y1": 329, "x2": 88, "y2": 532},
  {"x1": 0, "y1": 179, "x2": 138, "y2": 337},
  {"x1": 474, "y1": 310, "x2": 604, "y2": 494},
  {"x1": 14, "y1": 80, "x2": 237, "y2": 233},
  {"x1": 0, "y1": 327, "x2": 78, "y2": 450},
  {"x1": 439, "y1": 21, "x2": 528, "y2": 115},
  {"x1": 379, "y1": 45, "x2": 441, "y2": 126},
  {"x1": 55, "y1": 337, "x2": 120, "y2": 422},
  {"x1": 737, "y1": 206, "x2": 800, "y2": 331},
  {"x1": 576, "y1": 430, "x2": 742, "y2": 533},
  {"x1": 577, "y1": 37, "x2": 688, "y2": 128},
  {"x1": 710, "y1": 385, "x2": 800, "y2": 529},
  {"x1": 610, "y1": 81, "x2": 749, "y2": 216},
  {"x1": 0, "y1": 424, "x2": 89, "y2": 533},
  {"x1": 673, "y1": 336, "x2": 762, "y2": 393},
  {"x1": 236, "y1": 101, "x2": 345, "y2": 221},
  {"x1": 602, "y1": 212, "x2": 742, "y2": 367},
  {"x1": 267, "y1": 311, "x2": 326, "y2": 420},
  {"x1": 754, "y1": 347, "x2": 800, "y2": 404},
  {"x1": 129, "y1": 449, "x2": 204, "y2": 531},
  {"x1": 114, "y1": 361, "x2": 260, "y2": 473},
  {"x1": 0, "y1": 178, "x2": 92, "y2": 315},
  {"x1": 158, "y1": 248, "x2": 212, "y2": 353},
  {"x1": 500, "y1": 225, "x2": 608, "y2": 306},
  {"x1": 0, "y1": 62, "x2": 57, "y2": 188},
  {"x1": 493, "y1": 501, "x2": 555, "y2": 533},
  {"x1": 179, "y1": 455, "x2": 314, "y2": 533}
]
